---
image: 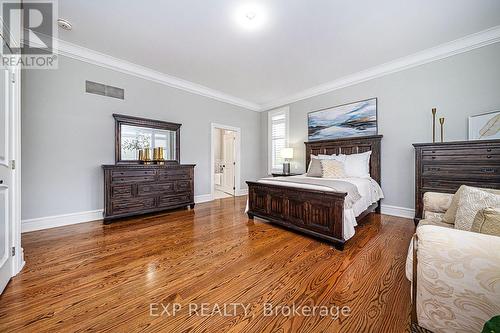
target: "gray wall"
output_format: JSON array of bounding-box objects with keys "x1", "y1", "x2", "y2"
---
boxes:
[
  {"x1": 261, "y1": 43, "x2": 500, "y2": 210},
  {"x1": 22, "y1": 56, "x2": 262, "y2": 220}
]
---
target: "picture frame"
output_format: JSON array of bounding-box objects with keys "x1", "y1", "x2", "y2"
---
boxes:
[
  {"x1": 468, "y1": 110, "x2": 500, "y2": 141},
  {"x1": 307, "y1": 98, "x2": 378, "y2": 141}
]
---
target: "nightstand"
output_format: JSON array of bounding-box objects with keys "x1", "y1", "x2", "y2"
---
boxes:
[{"x1": 271, "y1": 173, "x2": 301, "y2": 177}]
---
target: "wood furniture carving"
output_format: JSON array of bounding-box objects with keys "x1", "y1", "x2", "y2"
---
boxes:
[
  {"x1": 247, "y1": 135, "x2": 382, "y2": 250},
  {"x1": 103, "y1": 114, "x2": 195, "y2": 223},
  {"x1": 413, "y1": 139, "x2": 500, "y2": 223}
]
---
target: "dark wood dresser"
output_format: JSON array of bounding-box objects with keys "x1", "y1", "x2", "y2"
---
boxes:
[
  {"x1": 102, "y1": 164, "x2": 195, "y2": 222},
  {"x1": 413, "y1": 139, "x2": 500, "y2": 220}
]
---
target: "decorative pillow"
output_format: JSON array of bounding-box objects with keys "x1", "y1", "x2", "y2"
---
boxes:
[
  {"x1": 320, "y1": 160, "x2": 347, "y2": 178},
  {"x1": 306, "y1": 159, "x2": 323, "y2": 177},
  {"x1": 343, "y1": 151, "x2": 371, "y2": 178},
  {"x1": 471, "y1": 207, "x2": 500, "y2": 236},
  {"x1": 454, "y1": 186, "x2": 500, "y2": 231},
  {"x1": 443, "y1": 186, "x2": 500, "y2": 224},
  {"x1": 314, "y1": 154, "x2": 346, "y2": 163}
]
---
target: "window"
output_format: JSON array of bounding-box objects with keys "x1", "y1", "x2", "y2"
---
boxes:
[{"x1": 268, "y1": 106, "x2": 289, "y2": 173}]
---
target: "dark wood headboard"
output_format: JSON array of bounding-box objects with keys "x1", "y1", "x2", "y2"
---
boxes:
[{"x1": 305, "y1": 135, "x2": 383, "y2": 184}]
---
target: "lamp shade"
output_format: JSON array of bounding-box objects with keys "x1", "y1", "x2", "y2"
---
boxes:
[{"x1": 281, "y1": 147, "x2": 294, "y2": 159}]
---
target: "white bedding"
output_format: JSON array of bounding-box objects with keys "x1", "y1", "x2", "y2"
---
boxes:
[{"x1": 248, "y1": 175, "x2": 384, "y2": 241}]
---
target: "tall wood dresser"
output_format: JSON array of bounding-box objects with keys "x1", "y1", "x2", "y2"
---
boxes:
[{"x1": 413, "y1": 139, "x2": 500, "y2": 221}]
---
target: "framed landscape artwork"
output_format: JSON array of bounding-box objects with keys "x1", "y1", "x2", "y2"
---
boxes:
[
  {"x1": 468, "y1": 110, "x2": 500, "y2": 141},
  {"x1": 308, "y1": 98, "x2": 378, "y2": 141}
]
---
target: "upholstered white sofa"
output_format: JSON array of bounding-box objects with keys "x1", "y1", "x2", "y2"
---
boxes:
[{"x1": 406, "y1": 191, "x2": 500, "y2": 333}]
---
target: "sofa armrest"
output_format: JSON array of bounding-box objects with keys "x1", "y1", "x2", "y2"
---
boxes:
[
  {"x1": 408, "y1": 225, "x2": 500, "y2": 333},
  {"x1": 423, "y1": 192, "x2": 453, "y2": 215}
]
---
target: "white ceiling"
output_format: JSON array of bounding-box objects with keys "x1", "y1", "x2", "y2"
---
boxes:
[{"x1": 58, "y1": 0, "x2": 500, "y2": 108}]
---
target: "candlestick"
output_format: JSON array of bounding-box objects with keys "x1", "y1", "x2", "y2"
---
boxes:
[{"x1": 439, "y1": 117, "x2": 445, "y2": 143}]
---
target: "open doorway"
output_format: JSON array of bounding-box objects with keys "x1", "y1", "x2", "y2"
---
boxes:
[{"x1": 210, "y1": 124, "x2": 241, "y2": 200}]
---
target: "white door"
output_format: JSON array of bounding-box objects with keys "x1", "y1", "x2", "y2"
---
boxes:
[
  {"x1": 0, "y1": 56, "x2": 13, "y2": 294},
  {"x1": 221, "y1": 132, "x2": 235, "y2": 195}
]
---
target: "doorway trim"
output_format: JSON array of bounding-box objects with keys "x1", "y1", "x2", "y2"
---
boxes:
[{"x1": 210, "y1": 123, "x2": 241, "y2": 200}]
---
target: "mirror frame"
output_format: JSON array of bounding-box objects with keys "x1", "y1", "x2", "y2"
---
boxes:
[{"x1": 113, "y1": 114, "x2": 181, "y2": 164}]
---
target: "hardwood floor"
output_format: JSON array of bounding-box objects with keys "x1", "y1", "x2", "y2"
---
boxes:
[{"x1": 0, "y1": 196, "x2": 415, "y2": 333}]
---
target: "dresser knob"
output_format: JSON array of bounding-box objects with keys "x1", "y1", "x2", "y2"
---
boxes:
[
  {"x1": 487, "y1": 155, "x2": 492, "y2": 159},
  {"x1": 487, "y1": 149, "x2": 492, "y2": 152},
  {"x1": 431, "y1": 156, "x2": 436, "y2": 159}
]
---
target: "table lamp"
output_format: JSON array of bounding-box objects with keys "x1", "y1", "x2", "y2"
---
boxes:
[{"x1": 281, "y1": 148, "x2": 294, "y2": 175}]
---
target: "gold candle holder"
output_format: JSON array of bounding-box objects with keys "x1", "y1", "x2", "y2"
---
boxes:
[
  {"x1": 153, "y1": 147, "x2": 159, "y2": 161},
  {"x1": 432, "y1": 108, "x2": 437, "y2": 143},
  {"x1": 158, "y1": 147, "x2": 165, "y2": 165},
  {"x1": 143, "y1": 148, "x2": 152, "y2": 164},
  {"x1": 138, "y1": 149, "x2": 144, "y2": 162},
  {"x1": 439, "y1": 117, "x2": 445, "y2": 143}
]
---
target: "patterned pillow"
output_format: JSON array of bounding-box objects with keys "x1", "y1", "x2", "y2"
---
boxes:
[
  {"x1": 443, "y1": 185, "x2": 500, "y2": 224},
  {"x1": 471, "y1": 207, "x2": 500, "y2": 237},
  {"x1": 320, "y1": 160, "x2": 347, "y2": 178},
  {"x1": 455, "y1": 186, "x2": 500, "y2": 231}
]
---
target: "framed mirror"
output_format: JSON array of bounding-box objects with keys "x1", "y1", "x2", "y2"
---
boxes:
[{"x1": 114, "y1": 114, "x2": 181, "y2": 164}]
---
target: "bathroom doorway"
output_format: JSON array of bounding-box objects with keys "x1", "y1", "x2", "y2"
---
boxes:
[{"x1": 210, "y1": 124, "x2": 241, "y2": 200}]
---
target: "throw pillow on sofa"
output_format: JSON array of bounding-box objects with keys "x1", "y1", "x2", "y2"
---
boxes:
[
  {"x1": 442, "y1": 185, "x2": 500, "y2": 225},
  {"x1": 472, "y1": 207, "x2": 500, "y2": 237},
  {"x1": 455, "y1": 186, "x2": 500, "y2": 231}
]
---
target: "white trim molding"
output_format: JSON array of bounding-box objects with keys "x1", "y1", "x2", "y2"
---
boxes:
[
  {"x1": 21, "y1": 193, "x2": 219, "y2": 233},
  {"x1": 261, "y1": 25, "x2": 500, "y2": 111},
  {"x1": 22, "y1": 209, "x2": 104, "y2": 233},
  {"x1": 210, "y1": 123, "x2": 242, "y2": 201},
  {"x1": 380, "y1": 204, "x2": 415, "y2": 219}
]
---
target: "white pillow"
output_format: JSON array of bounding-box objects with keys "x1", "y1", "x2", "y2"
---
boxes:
[
  {"x1": 344, "y1": 151, "x2": 371, "y2": 178},
  {"x1": 312, "y1": 154, "x2": 346, "y2": 163}
]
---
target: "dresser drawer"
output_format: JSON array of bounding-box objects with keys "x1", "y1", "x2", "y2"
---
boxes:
[
  {"x1": 158, "y1": 168, "x2": 191, "y2": 181},
  {"x1": 111, "y1": 197, "x2": 156, "y2": 215},
  {"x1": 137, "y1": 182, "x2": 175, "y2": 196},
  {"x1": 422, "y1": 178, "x2": 500, "y2": 192},
  {"x1": 423, "y1": 153, "x2": 500, "y2": 162},
  {"x1": 111, "y1": 185, "x2": 133, "y2": 199},
  {"x1": 422, "y1": 164, "x2": 500, "y2": 180},
  {"x1": 175, "y1": 180, "x2": 192, "y2": 192},
  {"x1": 422, "y1": 147, "x2": 500, "y2": 156},
  {"x1": 158, "y1": 194, "x2": 191, "y2": 208},
  {"x1": 112, "y1": 169, "x2": 156, "y2": 178},
  {"x1": 112, "y1": 175, "x2": 156, "y2": 184}
]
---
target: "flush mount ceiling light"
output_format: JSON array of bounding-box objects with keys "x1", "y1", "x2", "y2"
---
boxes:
[
  {"x1": 234, "y1": 4, "x2": 267, "y2": 31},
  {"x1": 57, "y1": 18, "x2": 72, "y2": 31}
]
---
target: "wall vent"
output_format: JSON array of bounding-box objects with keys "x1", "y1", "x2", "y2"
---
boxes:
[{"x1": 85, "y1": 80, "x2": 124, "y2": 100}]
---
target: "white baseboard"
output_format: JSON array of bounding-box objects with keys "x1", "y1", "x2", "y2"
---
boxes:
[
  {"x1": 380, "y1": 204, "x2": 415, "y2": 219},
  {"x1": 22, "y1": 209, "x2": 104, "y2": 233},
  {"x1": 236, "y1": 188, "x2": 248, "y2": 196},
  {"x1": 194, "y1": 194, "x2": 213, "y2": 203},
  {"x1": 22, "y1": 194, "x2": 223, "y2": 233}
]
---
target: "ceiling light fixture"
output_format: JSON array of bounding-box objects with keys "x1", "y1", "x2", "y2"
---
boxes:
[
  {"x1": 57, "y1": 18, "x2": 72, "y2": 31},
  {"x1": 234, "y1": 4, "x2": 267, "y2": 31}
]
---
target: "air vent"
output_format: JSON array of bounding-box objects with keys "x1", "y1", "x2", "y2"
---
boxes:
[{"x1": 85, "y1": 80, "x2": 124, "y2": 100}]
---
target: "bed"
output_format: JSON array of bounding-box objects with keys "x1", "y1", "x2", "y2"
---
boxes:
[{"x1": 246, "y1": 135, "x2": 383, "y2": 250}]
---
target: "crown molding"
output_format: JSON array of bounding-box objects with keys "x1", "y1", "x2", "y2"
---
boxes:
[
  {"x1": 260, "y1": 25, "x2": 500, "y2": 111},
  {"x1": 22, "y1": 36, "x2": 259, "y2": 111}
]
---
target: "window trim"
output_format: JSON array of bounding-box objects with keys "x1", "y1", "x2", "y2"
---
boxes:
[{"x1": 268, "y1": 106, "x2": 290, "y2": 174}]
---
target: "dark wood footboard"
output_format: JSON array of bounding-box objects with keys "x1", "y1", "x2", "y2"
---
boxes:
[{"x1": 246, "y1": 181, "x2": 347, "y2": 249}]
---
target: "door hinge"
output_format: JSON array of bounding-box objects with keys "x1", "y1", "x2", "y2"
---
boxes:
[
  {"x1": 11, "y1": 247, "x2": 15, "y2": 256},
  {"x1": 233, "y1": 186, "x2": 235, "y2": 190},
  {"x1": 11, "y1": 72, "x2": 15, "y2": 83},
  {"x1": 10, "y1": 160, "x2": 15, "y2": 170}
]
